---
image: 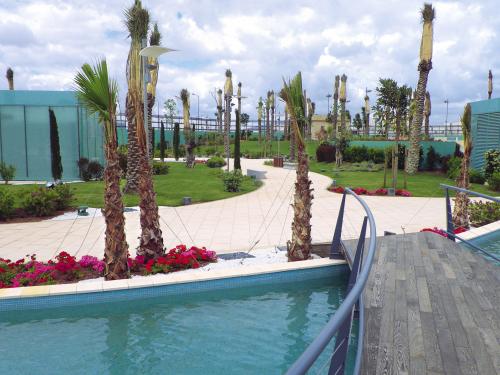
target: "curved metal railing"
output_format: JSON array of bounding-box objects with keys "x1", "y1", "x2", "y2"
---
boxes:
[
  {"x1": 440, "y1": 184, "x2": 500, "y2": 263},
  {"x1": 286, "y1": 188, "x2": 377, "y2": 375}
]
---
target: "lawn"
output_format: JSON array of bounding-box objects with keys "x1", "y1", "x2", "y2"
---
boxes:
[
  {"x1": 309, "y1": 161, "x2": 493, "y2": 197},
  {"x1": 195, "y1": 140, "x2": 320, "y2": 158},
  {"x1": 0, "y1": 163, "x2": 261, "y2": 208}
]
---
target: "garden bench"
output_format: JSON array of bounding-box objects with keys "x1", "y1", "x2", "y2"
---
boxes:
[
  {"x1": 77, "y1": 206, "x2": 89, "y2": 216},
  {"x1": 247, "y1": 169, "x2": 266, "y2": 180}
]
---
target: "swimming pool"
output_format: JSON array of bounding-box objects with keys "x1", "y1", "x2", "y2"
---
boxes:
[
  {"x1": 465, "y1": 229, "x2": 500, "y2": 265},
  {"x1": 0, "y1": 266, "x2": 356, "y2": 374}
]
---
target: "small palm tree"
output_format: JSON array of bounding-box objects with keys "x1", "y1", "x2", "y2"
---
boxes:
[
  {"x1": 224, "y1": 69, "x2": 233, "y2": 168},
  {"x1": 123, "y1": 0, "x2": 149, "y2": 194},
  {"x1": 74, "y1": 60, "x2": 129, "y2": 280},
  {"x1": 279, "y1": 72, "x2": 313, "y2": 261},
  {"x1": 453, "y1": 104, "x2": 472, "y2": 228},
  {"x1": 6, "y1": 68, "x2": 14, "y2": 90},
  {"x1": 407, "y1": 3, "x2": 435, "y2": 174},
  {"x1": 146, "y1": 22, "x2": 161, "y2": 160},
  {"x1": 180, "y1": 88, "x2": 194, "y2": 167}
]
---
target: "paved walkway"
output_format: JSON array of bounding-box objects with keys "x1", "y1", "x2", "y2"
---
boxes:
[
  {"x1": 0, "y1": 159, "x2": 451, "y2": 261},
  {"x1": 357, "y1": 232, "x2": 500, "y2": 375}
]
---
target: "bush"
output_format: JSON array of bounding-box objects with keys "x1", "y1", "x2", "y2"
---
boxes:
[
  {"x1": 484, "y1": 149, "x2": 500, "y2": 179},
  {"x1": 469, "y1": 169, "x2": 485, "y2": 184},
  {"x1": 78, "y1": 158, "x2": 103, "y2": 181},
  {"x1": 316, "y1": 143, "x2": 336, "y2": 163},
  {"x1": 54, "y1": 184, "x2": 74, "y2": 210},
  {"x1": 0, "y1": 191, "x2": 15, "y2": 220},
  {"x1": 0, "y1": 161, "x2": 16, "y2": 184},
  {"x1": 21, "y1": 187, "x2": 58, "y2": 217},
  {"x1": 487, "y1": 171, "x2": 500, "y2": 192},
  {"x1": 425, "y1": 146, "x2": 441, "y2": 171},
  {"x1": 469, "y1": 201, "x2": 500, "y2": 227},
  {"x1": 222, "y1": 170, "x2": 243, "y2": 192},
  {"x1": 206, "y1": 156, "x2": 226, "y2": 168},
  {"x1": 446, "y1": 157, "x2": 462, "y2": 179},
  {"x1": 152, "y1": 161, "x2": 169, "y2": 175}
]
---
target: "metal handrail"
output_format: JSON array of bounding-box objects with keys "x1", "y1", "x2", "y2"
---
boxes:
[
  {"x1": 440, "y1": 184, "x2": 500, "y2": 262},
  {"x1": 286, "y1": 188, "x2": 377, "y2": 375}
]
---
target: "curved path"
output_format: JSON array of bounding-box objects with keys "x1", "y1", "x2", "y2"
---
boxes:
[{"x1": 0, "y1": 159, "x2": 449, "y2": 261}]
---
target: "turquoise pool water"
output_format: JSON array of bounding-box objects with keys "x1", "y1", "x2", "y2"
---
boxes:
[
  {"x1": 0, "y1": 272, "x2": 356, "y2": 374},
  {"x1": 466, "y1": 230, "x2": 500, "y2": 265}
]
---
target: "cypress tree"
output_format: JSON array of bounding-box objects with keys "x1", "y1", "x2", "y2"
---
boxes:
[
  {"x1": 49, "y1": 108, "x2": 63, "y2": 180},
  {"x1": 234, "y1": 109, "x2": 241, "y2": 170},
  {"x1": 173, "y1": 122, "x2": 180, "y2": 161},
  {"x1": 160, "y1": 120, "x2": 166, "y2": 161}
]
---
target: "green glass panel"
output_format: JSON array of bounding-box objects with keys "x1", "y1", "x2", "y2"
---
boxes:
[
  {"x1": 50, "y1": 106, "x2": 79, "y2": 180},
  {"x1": 0, "y1": 106, "x2": 27, "y2": 179},
  {"x1": 25, "y1": 106, "x2": 51, "y2": 180}
]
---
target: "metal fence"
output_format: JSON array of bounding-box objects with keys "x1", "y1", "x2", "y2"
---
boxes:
[{"x1": 286, "y1": 188, "x2": 377, "y2": 375}]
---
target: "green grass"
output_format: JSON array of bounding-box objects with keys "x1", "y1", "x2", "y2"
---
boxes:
[
  {"x1": 309, "y1": 161, "x2": 493, "y2": 197},
  {"x1": 0, "y1": 163, "x2": 261, "y2": 208},
  {"x1": 195, "y1": 140, "x2": 320, "y2": 158}
]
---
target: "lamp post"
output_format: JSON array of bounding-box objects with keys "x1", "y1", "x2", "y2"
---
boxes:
[
  {"x1": 444, "y1": 99, "x2": 449, "y2": 136},
  {"x1": 139, "y1": 43, "x2": 176, "y2": 160},
  {"x1": 191, "y1": 92, "x2": 199, "y2": 130},
  {"x1": 326, "y1": 93, "x2": 332, "y2": 115}
]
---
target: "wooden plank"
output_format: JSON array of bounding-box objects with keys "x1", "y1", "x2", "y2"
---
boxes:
[
  {"x1": 416, "y1": 277, "x2": 432, "y2": 313},
  {"x1": 420, "y1": 311, "x2": 444, "y2": 373}
]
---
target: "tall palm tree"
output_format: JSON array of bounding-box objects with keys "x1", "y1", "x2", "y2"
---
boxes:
[
  {"x1": 257, "y1": 97, "x2": 263, "y2": 144},
  {"x1": 453, "y1": 104, "x2": 472, "y2": 228},
  {"x1": 6, "y1": 68, "x2": 14, "y2": 90},
  {"x1": 336, "y1": 74, "x2": 347, "y2": 166},
  {"x1": 74, "y1": 60, "x2": 129, "y2": 280},
  {"x1": 279, "y1": 72, "x2": 312, "y2": 261},
  {"x1": 488, "y1": 70, "x2": 493, "y2": 99},
  {"x1": 424, "y1": 91, "x2": 431, "y2": 139},
  {"x1": 224, "y1": 69, "x2": 233, "y2": 168},
  {"x1": 180, "y1": 88, "x2": 194, "y2": 167},
  {"x1": 331, "y1": 75, "x2": 340, "y2": 140},
  {"x1": 146, "y1": 22, "x2": 161, "y2": 160},
  {"x1": 406, "y1": 3, "x2": 435, "y2": 174},
  {"x1": 124, "y1": 0, "x2": 149, "y2": 194}
]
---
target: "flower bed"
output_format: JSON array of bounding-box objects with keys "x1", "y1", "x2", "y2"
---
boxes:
[
  {"x1": 327, "y1": 185, "x2": 411, "y2": 197},
  {"x1": 420, "y1": 226, "x2": 467, "y2": 238},
  {"x1": 0, "y1": 245, "x2": 217, "y2": 289}
]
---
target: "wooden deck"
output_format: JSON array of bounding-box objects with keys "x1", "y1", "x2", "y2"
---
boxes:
[{"x1": 347, "y1": 232, "x2": 499, "y2": 375}]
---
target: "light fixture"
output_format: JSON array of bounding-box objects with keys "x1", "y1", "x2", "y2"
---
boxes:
[{"x1": 139, "y1": 46, "x2": 177, "y2": 58}]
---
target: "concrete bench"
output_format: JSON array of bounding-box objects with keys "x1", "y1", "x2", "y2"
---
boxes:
[{"x1": 247, "y1": 169, "x2": 266, "y2": 180}]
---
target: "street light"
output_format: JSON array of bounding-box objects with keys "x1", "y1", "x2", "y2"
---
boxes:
[
  {"x1": 139, "y1": 42, "x2": 177, "y2": 159},
  {"x1": 326, "y1": 93, "x2": 332, "y2": 114},
  {"x1": 444, "y1": 99, "x2": 449, "y2": 135}
]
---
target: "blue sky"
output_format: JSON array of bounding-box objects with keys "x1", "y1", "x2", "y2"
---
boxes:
[{"x1": 0, "y1": 0, "x2": 498, "y2": 125}]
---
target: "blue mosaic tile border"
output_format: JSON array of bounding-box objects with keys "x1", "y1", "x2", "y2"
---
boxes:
[{"x1": 0, "y1": 264, "x2": 348, "y2": 312}]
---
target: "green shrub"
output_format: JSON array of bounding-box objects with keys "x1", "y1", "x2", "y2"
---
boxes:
[
  {"x1": 222, "y1": 170, "x2": 243, "y2": 192},
  {"x1": 21, "y1": 187, "x2": 58, "y2": 217},
  {"x1": 54, "y1": 184, "x2": 74, "y2": 210},
  {"x1": 152, "y1": 161, "x2": 169, "y2": 175},
  {"x1": 425, "y1": 146, "x2": 441, "y2": 171},
  {"x1": 0, "y1": 191, "x2": 15, "y2": 219},
  {"x1": 206, "y1": 156, "x2": 226, "y2": 168},
  {"x1": 487, "y1": 171, "x2": 500, "y2": 192},
  {"x1": 484, "y1": 149, "x2": 500, "y2": 179},
  {"x1": 469, "y1": 169, "x2": 485, "y2": 184},
  {"x1": 316, "y1": 143, "x2": 335, "y2": 163},
  {"x1": 0, "y1": 161, "x2": 16, "y2": 184},
  {"x1": 49, "y1": 108, "x2": 63, "y2": 180},
  {"x1": 78, "y1": 158, "x2": 104, "y2": 181},
  {"x1": 469, "y1": 201, "x2": 500, "y2": 227},
  {"x1": 446, "y1": 157, "x2": 462, "y2": 179}
]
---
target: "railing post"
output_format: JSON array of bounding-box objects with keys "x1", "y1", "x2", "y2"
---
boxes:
[
  {"x1": 353, "y1": 216, "x2": 368, "y2": 318},
  {"x1": 445, "y1": 188, "x2": 455, "y2": 242},
  {"x1": 330, "y1": 192, "x2": 346, "y2": 259}
]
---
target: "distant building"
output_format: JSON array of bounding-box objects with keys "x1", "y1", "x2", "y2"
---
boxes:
[
  {"x1": 311, "y1": 115, "x2": 331, "y2": 140},
  {"x1": 470, "y1": 98, "x2": 500, "y2": 170}
]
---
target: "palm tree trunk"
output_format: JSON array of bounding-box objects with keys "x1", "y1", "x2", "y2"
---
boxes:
[
  {"x1": 289, "y1": 130, "x2": 295, "y2": 161},
  {"x1": 407, "y1": 62, "x2": 431, "y2": 174},
  {"x1": 103, "y1": 133, "x2": 129, "y2": 280},
  {"x1": 287, "y1": 140, "x2": 312, "y2": 261},
  {"x1": 332, "y1": 101, "x2": 338, "y2": 140},
  {"x1": 224, "y1": 96, "x2": 231, "y2": 167},
  {"x1": 124, "y1": 94, "x2": 141, "y2": 193},
  {"x1": 265, "y1": 107, "x2": 270, "y2": 157},
  {"x1": 271, "y1": 107, "x2": 275, "y2": 142},
  {"x1": 258, "y1": 117, "x2": 262, "y2": 144},
  {"x1": 453, "y1": 156, "x2": 470, "y2": 228},
  {"x1": 147, "y1": 93, "x2": 155, "y2": 160}
]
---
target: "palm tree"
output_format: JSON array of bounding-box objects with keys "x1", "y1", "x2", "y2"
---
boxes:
[
  {"x1": 6, "y1": 68, "x2": 14, "y2": 90},
  {"x1": 331, "y1": 75, "x2": 340, "y2": 140},
  {"x1": 424, "y1": 91, "x2": 431, "y2": 139},
  {"x1": 270, "y1": 90, "x2": 275, "y2": 141},
  {"x1": 216, "y1": 89, "x2": 223, "y2": 146},
  {"x1": 488, "y1": 70, "x2": 493, "y2": 99},
  {"x1": 74, "y1": 60, "x2": 129, "y2": 280},
  {"x1": 146, "y1": 22, "x2": 161, "y2": 160},
  {"x1": 224, "y1": 69, "x2": 233, "y2": 168},
  {"x1": 124, "y1": 0, "x2": 149, "y2": 194},
  {"x1": 453, "y1": 104, "x2": 472, "y2": 228},
  {"x1": 180, "y1": 88, "x2": 194, "y2": 167},
  {"x1": 406, "y1": 3, "x2": 435, "y2": 174},
  {"x1": 284, "y1": 103, "x2": 289, "y2": 140},
  {"x1": 336, "y1": 74, "x2": 347, "y2": 166},
  {"x1": 364, "y1": 91, "x2": 370, "y2": 135},
  {"x1": 279, "y1": 72, "x2": 312, "y2": 261},
  {"x1": 257, "y1": 97, "x2": 263, "y2": 144},
  {"x1": 265, "y1": 91, "x2": 271, "y2": 156}
]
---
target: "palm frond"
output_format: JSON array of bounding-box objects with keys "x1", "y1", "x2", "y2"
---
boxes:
[
  {"x1": 279, "y1": 72, "x2": 306, "y2": 144},
  {"x1": 421, "y1": 3, "x2": 435, "y2": 23},
  {"x1": 6, "y1": 68, "x2": 13, "y2": 80},
  {"x1": 224, "y1": 69, "x2": 233, "y2": 96},
  {"x1": 149, "y1": 22, "x2": 161, "y2": 46},
  {"x1": 461, "y1": 103, "x2": 472, "y2": 153},
  {"x1": 124, "y1": 0, "x2": 149, "y2": 41}
]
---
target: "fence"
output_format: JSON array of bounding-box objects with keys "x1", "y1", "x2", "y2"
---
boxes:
[
  {"x1": 286, "y1": 188, "x2": 377, "y2": 375},
  {"x1": 0, "y1": 90, "x2": 104, "y2": 181}
]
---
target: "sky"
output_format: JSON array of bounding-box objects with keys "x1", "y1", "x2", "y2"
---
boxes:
[{"x1": 0, "y1": 0, "x2": 498, "y2": 125}]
